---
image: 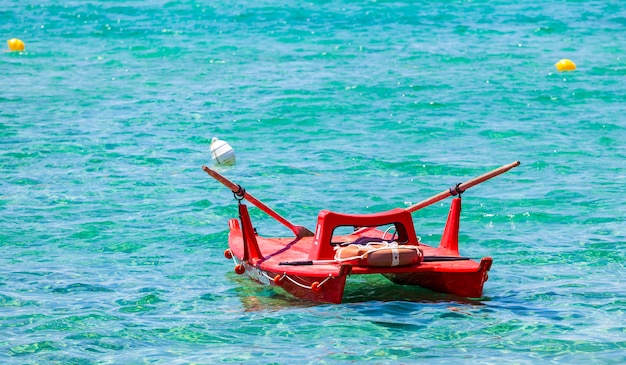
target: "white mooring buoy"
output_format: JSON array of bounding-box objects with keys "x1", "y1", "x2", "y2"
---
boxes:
[{"x1": 210, "y1": 137, "x2": 236, "y2": 165}]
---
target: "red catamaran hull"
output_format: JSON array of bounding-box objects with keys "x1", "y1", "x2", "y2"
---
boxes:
[
  {"x1": 225, "y1": 198, "x2": 492, "y2": 304},
  {"x1": 206, "y1": 161, "x2": 519, "y2": 304}
]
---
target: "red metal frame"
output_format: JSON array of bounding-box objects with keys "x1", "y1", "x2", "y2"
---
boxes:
[{"x1": 308, "y1": 208, "x2": 419, "y2": 261}]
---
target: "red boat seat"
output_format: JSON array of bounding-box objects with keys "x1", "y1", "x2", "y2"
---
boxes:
[{"x1": 308, "y1": 208, "x2": 419, "y2": 261}]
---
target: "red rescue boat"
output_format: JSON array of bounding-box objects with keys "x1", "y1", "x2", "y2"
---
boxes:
[{"x1": 204, "y1": 161, "x2": 520, "y2": 304}]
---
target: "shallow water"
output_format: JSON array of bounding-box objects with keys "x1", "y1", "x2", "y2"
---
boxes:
[{"x1": 2, "y1": 1, "x2": 626, "y2": 364}]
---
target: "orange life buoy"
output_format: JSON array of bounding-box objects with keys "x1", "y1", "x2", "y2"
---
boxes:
[{"x1": 335, "y1": 244, "x2": 422, "y2": 267}]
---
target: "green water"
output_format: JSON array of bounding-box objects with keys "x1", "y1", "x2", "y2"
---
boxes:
[{"x1": 2, "y1": 1, "x2": 625, "y2": 364}]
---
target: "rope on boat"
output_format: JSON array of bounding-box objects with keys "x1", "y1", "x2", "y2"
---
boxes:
[
  {"x1": 224, "y1": 227, "x2": 423, "y2": 292},
  {"x1": 281, "y1": 273, "x2": 333, "y2": 290},
  {"x1": 225, "y1": 249, "x2": 334, "y2": 292},
  {"x1": 381, "y1": 226, "x2": 397, "y2": 241},
  {"x1": 379, "y1": 226, "x2": 421, "y2": 245}
]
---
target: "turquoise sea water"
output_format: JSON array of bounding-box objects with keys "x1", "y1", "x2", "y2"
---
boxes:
[{"x1": 2, "y1": 1, "x2": 626, "y2": 363}]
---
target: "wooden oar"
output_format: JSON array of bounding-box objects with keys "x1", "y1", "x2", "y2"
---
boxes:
[
  {"x1": 202, "y1": 166, "x2": 314, "y2": 238},
  {"x1": 405, "y1": 161, "x2": 521, "y2": 214},
  {"x1": 279, "y1": 256, "x2": 472, "y2": 265}
]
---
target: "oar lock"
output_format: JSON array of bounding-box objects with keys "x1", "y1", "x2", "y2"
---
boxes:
[
  {"x1": 449, "y1": 183, "x2": 464, "y2": 197},
  {"x1": 233, "y1": 184, "x2": 246, "y2": 202}
]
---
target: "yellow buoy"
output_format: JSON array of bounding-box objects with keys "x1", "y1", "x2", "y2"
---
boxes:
[
  {"x1": 7, "y1": 38, "x2": 25, "y2": 51},
  {"x1": 555, "y1": 59, "x2": 576, "y2": 72}
]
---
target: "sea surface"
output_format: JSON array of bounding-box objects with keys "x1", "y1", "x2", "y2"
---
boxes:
[{"x1": 2, "y1": 1, "x2": 625, "y2": 364}]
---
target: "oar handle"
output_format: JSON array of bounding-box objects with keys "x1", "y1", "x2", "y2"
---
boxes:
[
  {"x1": 202, "y1": 166, "x2": 314, "y2": 237},
  {"x1": 202, "y1": 165, "x2": 243, "y2": 193},
  {"x1": 405, "y1": 161, "x2": 520, "y2": 214}
]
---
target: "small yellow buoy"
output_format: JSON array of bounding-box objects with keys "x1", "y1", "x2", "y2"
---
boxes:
[
  {"x1": 7, "y1": 38, "x2": 25, "y2": 51},
  {"x1": 555, "y1": 59, "x2": 576, "y2": 72}
]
